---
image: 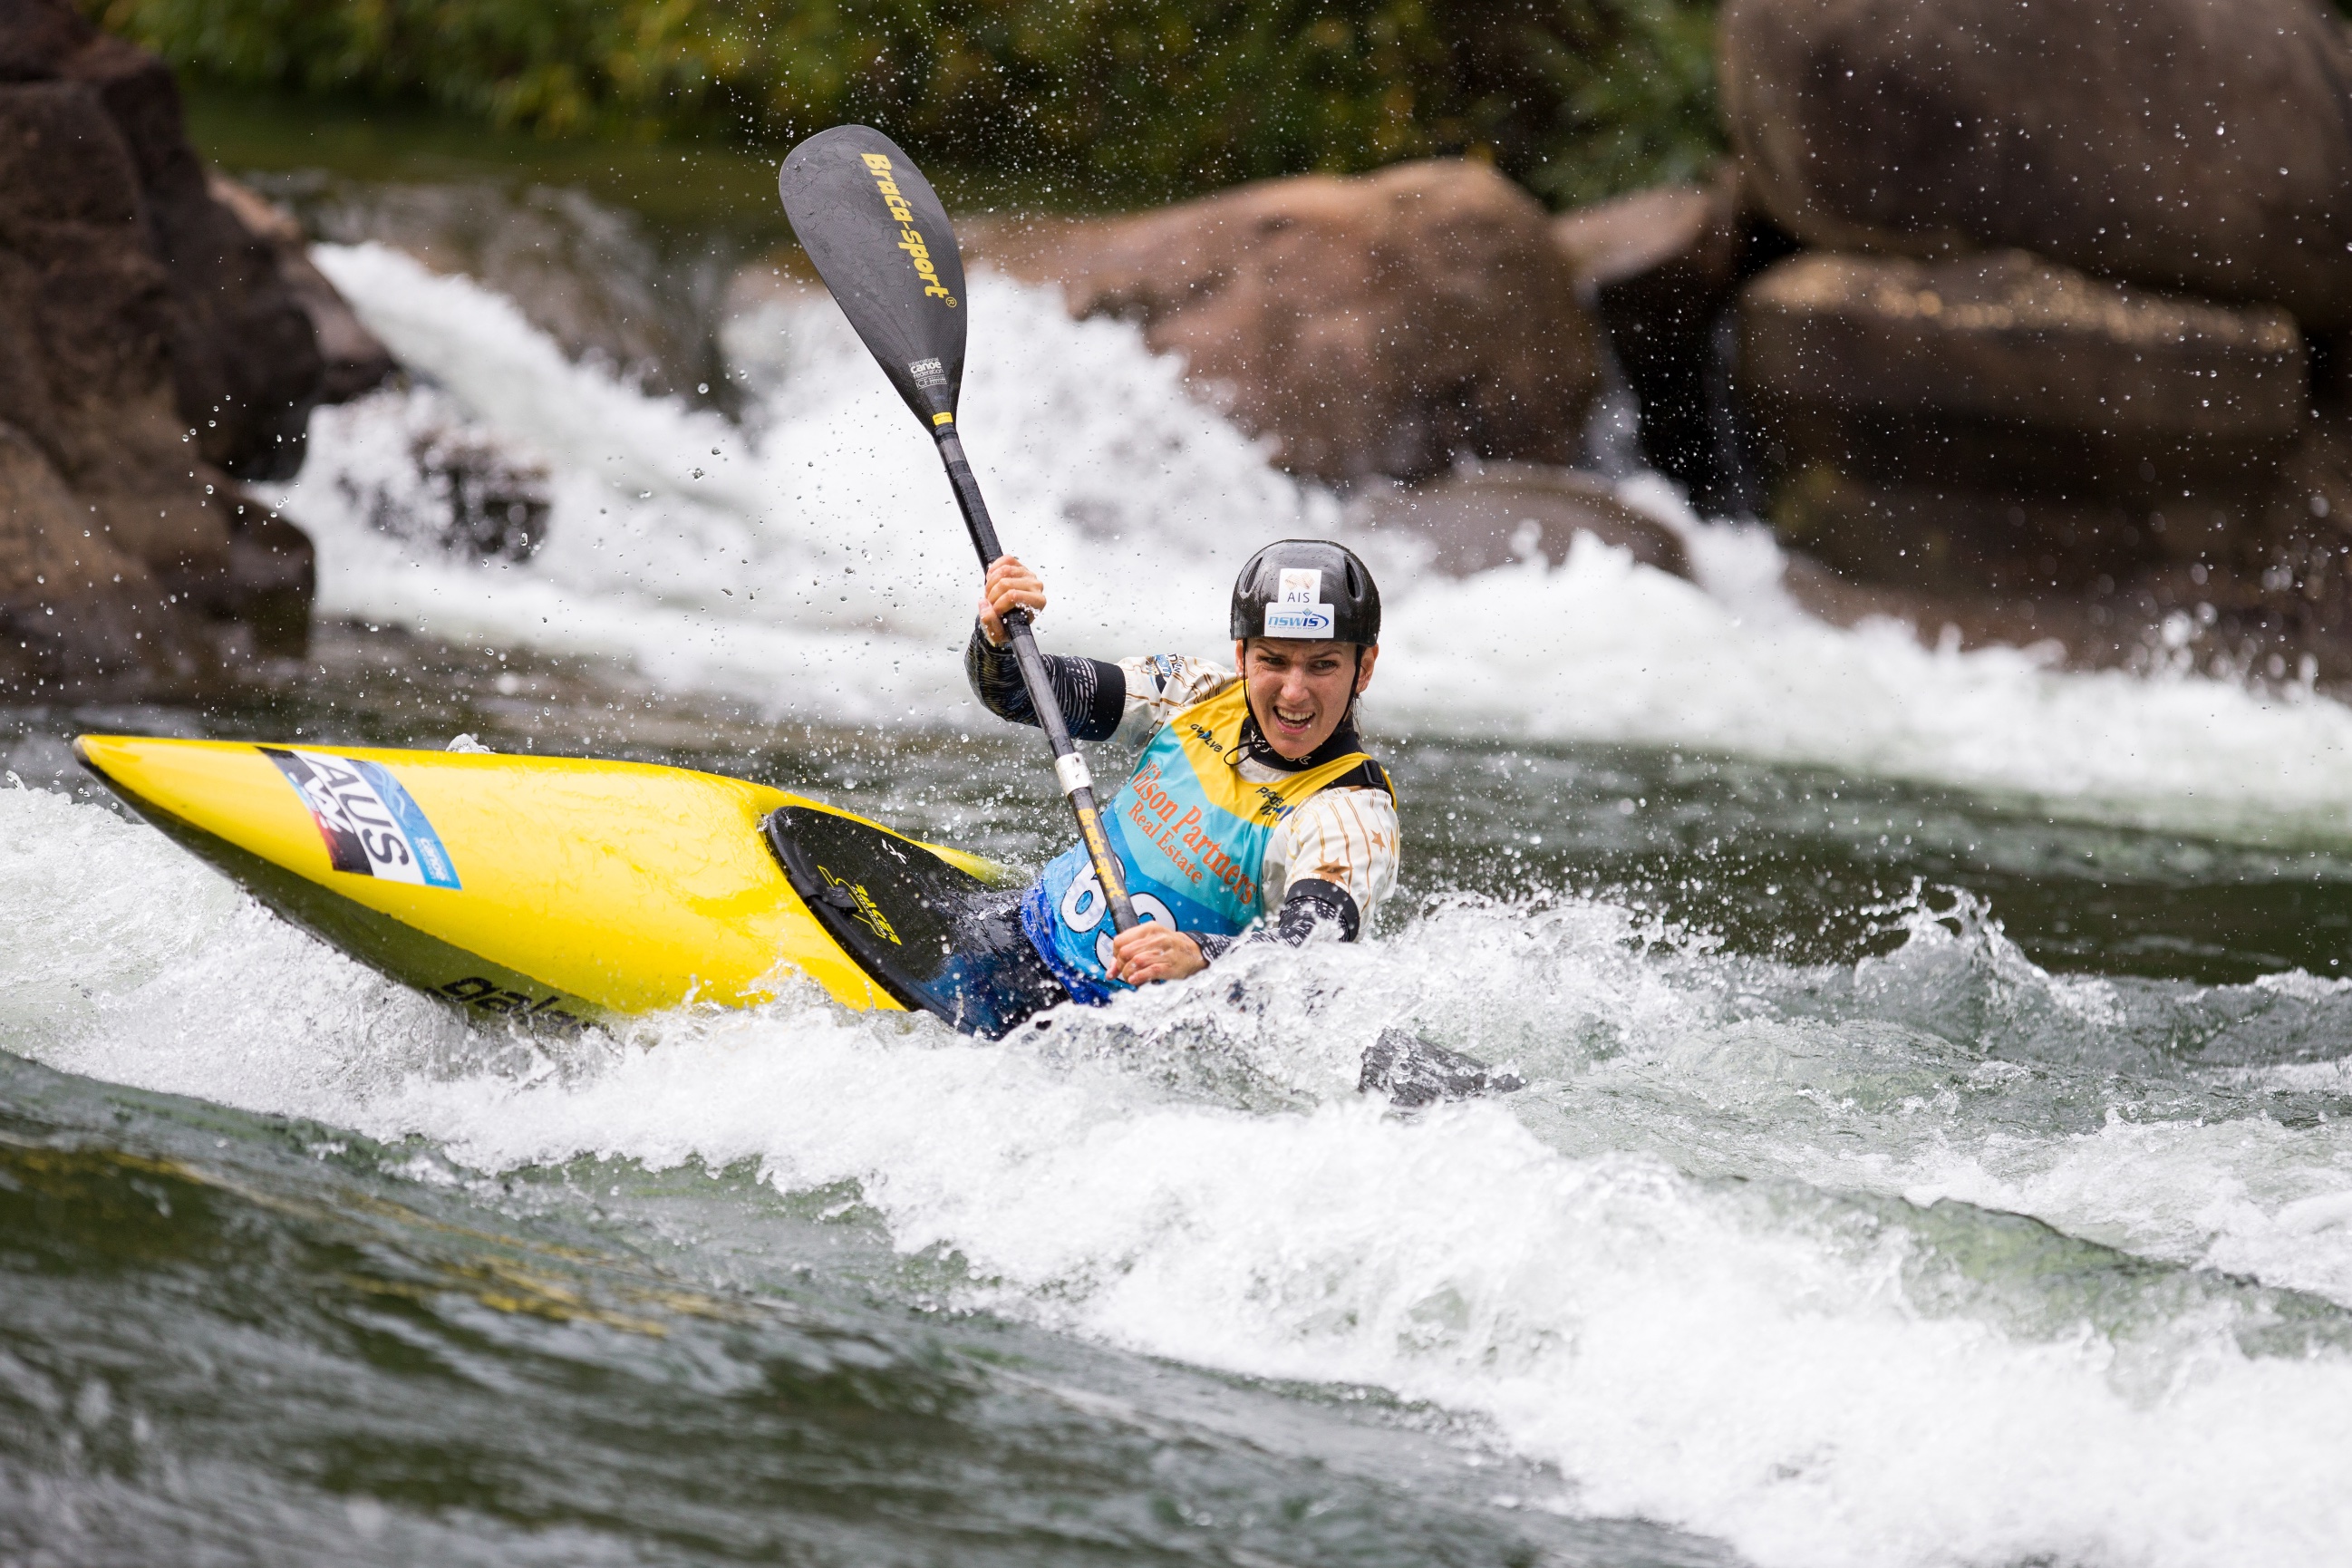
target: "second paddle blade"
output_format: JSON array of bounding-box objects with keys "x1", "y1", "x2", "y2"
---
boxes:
[{"x1": 779, "y1": 124, "x2": 968, "y2": 427}]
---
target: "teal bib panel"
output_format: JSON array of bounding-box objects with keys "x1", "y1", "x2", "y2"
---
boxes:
[{"x1": 1019, "y1": 683, "x2": 1371, "y2": 1001}]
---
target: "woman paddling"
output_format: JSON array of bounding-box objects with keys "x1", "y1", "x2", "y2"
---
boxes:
[{"x1": 964, "y1": 539, "x2": 1399, "y2": 1007}]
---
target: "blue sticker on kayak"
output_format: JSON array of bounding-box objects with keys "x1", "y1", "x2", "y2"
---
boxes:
[{"x1": 261, "y1": 747, "x2": 461, "y2": 889}]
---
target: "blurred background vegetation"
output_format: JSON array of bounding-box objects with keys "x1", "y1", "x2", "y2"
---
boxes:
[{"x1": 82, "y1": 0, "x2": 1723, "y2": 208}]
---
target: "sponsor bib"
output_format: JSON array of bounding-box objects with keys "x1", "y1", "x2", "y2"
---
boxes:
[{"x1": 1020, "y1": 682, "x2": 1371, "y2": 1001}]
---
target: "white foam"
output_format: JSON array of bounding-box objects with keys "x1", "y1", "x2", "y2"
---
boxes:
[
  {"x1": 392, "y1": 1015, "x2": 2352, "y2": 1568},
  {"x1": 70, "y1": 235, "x2": 2352, "y2": 1563},
  {"x1": 252, "y1": 241, "x2": 2352, "y2": 844},
  {"x1": 272, "y1": 241, "x2": 1326, "y2": 721},
  {"x1": 0, "y1": 780, "x2": 244, "y2": 1045},
  {"x1": 18, "y1": 779, "x2": 2352, "y2": 1568}
]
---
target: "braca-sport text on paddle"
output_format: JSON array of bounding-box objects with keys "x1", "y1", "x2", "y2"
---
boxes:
[{"x1": 778, "y1": 124, "x2": 1138, "y2": 938}]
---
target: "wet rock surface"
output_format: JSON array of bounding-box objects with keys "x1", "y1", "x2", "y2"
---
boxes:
[
  {"x1": 1346, "y1": 463, "x2": 1689, "y2": 580},
  {"x1": 1504, "y1": 0, "x2": 2352, "y2": 681},
  {"x1": 315, "y1": 385, "x2": 552, "y2": 564},
  {"x1": 1731, "y1": 246, "x2": 2352, "y2": 675},
  {"x1": 1763, "y1": 399, "x2": 2352, "y2": 682},
  {"x1": 1741, "y1": 250, "x2": 2308, "y2": 493},
  {"x1": 0, "y1": 0, "x2": 332, "y2": 696},
  {"x1": 1737, "y1": 250, "x2": 2312, "y2": 586},
  {"x1": 1719, "y1": 0, "x2": 2352, "y2": 329},
  {"x1": 207, "y1": 173, "x2": 395, "y2": 406},
  {"x1": 1054, "y1": 160, "x2": 1605, "y2": 486},
  {"x1": 27, "y1": 9, "x2": 324, "y2": 479}
]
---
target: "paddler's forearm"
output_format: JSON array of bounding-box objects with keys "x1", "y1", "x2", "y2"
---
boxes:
[{"x1": 964, "y1": 624, "x2": 1128, "y2": 740}]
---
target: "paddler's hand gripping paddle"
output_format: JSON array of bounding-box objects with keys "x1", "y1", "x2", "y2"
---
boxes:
[{"x1": 779, "y1": 124, "x2": 1139, "y2": 936}]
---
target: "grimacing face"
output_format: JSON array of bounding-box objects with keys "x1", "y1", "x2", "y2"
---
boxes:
[{"x1": 1234, "y1": 637, "x2": 1379, "y2": 760}]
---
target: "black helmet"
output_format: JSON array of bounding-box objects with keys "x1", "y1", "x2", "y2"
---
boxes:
[{"x1": 1229, "y1": 539, "x2": 1381, "y2": 645}]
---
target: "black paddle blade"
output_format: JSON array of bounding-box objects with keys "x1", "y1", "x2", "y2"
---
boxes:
[
  {"x1": 779, "y1": 125, "x2": 968, "y2": 427},
  {"x1": 761, "y1": 807, "x2": 1059, "y2": 1039}
]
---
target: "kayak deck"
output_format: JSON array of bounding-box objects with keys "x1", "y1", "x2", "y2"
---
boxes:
[{"x1": 73, "y1": 735, "x2": 1012, "y2": 1029}]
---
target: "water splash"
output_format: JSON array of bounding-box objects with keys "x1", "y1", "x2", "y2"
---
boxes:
[
  {"x1": 256, "y1": 243, "x2": 2352, "y2": 847},
  {"x1": 14, "y1": 772, "x2": 2352, "y2": 1568}
]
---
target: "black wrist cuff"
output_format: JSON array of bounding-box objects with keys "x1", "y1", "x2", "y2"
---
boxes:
[{"x1": 1276, "y1": 879, "x2": 1361, "y2": 944}]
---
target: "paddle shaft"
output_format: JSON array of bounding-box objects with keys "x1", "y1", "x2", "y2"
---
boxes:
[{"x1": 934, "y1": 428, "x2": 1138, "y2": 936}]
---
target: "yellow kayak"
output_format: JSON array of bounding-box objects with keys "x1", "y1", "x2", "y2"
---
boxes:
[{"x1": 73, "y1": 734, "x2": 1034, "y2": 1033}]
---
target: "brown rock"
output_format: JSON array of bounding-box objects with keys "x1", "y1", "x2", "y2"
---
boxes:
[
  {"x1": 1739, "y1": 250, "x2": 2308, "y2": 504},
  {"x1": 1553, "y1": 180, "x2": 1737, "y2": 291},
  {"x1": 208, "y1": 172, "x2": 396, "y2": 406},
  {"x1": 0, "y1": 82, "x2": 213, "y2": 567},
  {"x1": 0, "y1": 421, "x2": 167, "y2": 678},
  {"x1": 2318, "y1": 330, "x2": 2352, "y2": 411},
  {"x1": 217, "y1": 495, "x2": 316, "y2": 657},
  {"x1": 0, "y1": 73, "x2": 307, "y2": 693},
  {"x1": 1719, "y1": 0, "x2": 2352, "y2": 328},
  {"x1": 1059, "y1": 160, "x2": 1604, "y2": 485},
  {"x1": 1346, "y1": 462, "x2": 1689, "y2": 579},
  {"x1": 1771, "y1": 402, "x2": 2352, "y2": 682},
  {"x1": 5, "y1": 0, "x2": 324, "y2": 479},
  {"x1": 2270, "y1": 413, "x2": 2352, "y2": 539},
  {"x1": 2231, "y1": 411, "x2": 2352, "y2": 633},
  {"x1": 1772, "y1": 466, "x2": 2164, "y2": 595}
]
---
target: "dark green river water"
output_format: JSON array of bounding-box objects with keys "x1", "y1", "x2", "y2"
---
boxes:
[{"x1": 12, "y1": 620, "x2": 2352, "y2": 1566}]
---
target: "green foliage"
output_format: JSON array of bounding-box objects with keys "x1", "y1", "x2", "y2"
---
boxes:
[{"x1": 84, "y1": 0, "x2": 1723, "y2": 205}]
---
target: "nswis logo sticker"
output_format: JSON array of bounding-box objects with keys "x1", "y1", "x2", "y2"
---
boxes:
[
  {"x1": 1262, "y1": 566, "x2": 1334, "y2": 639},
  {"x1": 263, "y1": 748, "x2": 461, "y2": 888}
]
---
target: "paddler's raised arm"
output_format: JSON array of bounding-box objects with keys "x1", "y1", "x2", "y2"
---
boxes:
[
  {"x1": 966, "y1": 558, "x2": 1235, "y2": 741},
  {"x1": 965, "y1": 557, "x2": 1128, "y2": 740}
]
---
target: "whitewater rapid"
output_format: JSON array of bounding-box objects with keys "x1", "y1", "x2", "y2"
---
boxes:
[
  {"x1": 15, "y1": 774, "x2": 2352, "y2": 1568},
  {"x1": 20, "y1": 230, "x2": 2352, "y2": 1568},
  {"x1": 269, "y1": 241, "x2": 2352, "y2": 847}
]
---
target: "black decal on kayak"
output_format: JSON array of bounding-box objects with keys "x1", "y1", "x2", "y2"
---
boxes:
[
  {"x1": 439, "y1": 977, "x2": 583, "y2": 1032},
  {"x1": 259, "y1": 745, "x2": 462, "y2": 889},
  {"x1": 262, "y1": 747, "x2": 372, "y2": 874}
]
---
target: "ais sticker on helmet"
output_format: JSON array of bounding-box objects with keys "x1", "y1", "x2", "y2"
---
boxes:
[{"x1": 261, "y1": 747, "x2": 462, "y2": 888}]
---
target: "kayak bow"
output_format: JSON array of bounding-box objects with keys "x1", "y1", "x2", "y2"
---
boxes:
[{"x1": 73, "y1": 734, "x2": 1012, "y2": 1030}]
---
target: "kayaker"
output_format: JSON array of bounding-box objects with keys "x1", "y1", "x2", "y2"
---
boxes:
[{"x1": 965, "y1": 540, "x2": 1398, "y2": 1005}]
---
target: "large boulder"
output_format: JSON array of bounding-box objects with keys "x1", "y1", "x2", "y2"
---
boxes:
[
  {"x1": 1739, "y1": 248, "x2": 2352, "y2": 660},
  {"x1": 4, "y1": 0, "x2": 324, "y2": 479},
  {"x1": 1060, "y1": 160, "x2": 1604, "y2": 486},
  {"x1": 0, "y1": 66, "x2": 310, "y2": 692},
  {"x1": 208, "y1": 173, "x2": 396, "y2": 406},
  {"x1": 1768, "y1": 404, "x2": 2352, "y2": 680},
  {"x1": 1719, "y1": 0, "x2": 2352, "y2": 329},
  {"x1": 1739, "y1": 249, "x2": 2309, "y2": 507}
]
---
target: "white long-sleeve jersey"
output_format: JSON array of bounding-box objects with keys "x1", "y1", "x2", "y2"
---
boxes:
[{"x1": 1111, "y1": 653, "x2": 1400, "y2": 932}]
